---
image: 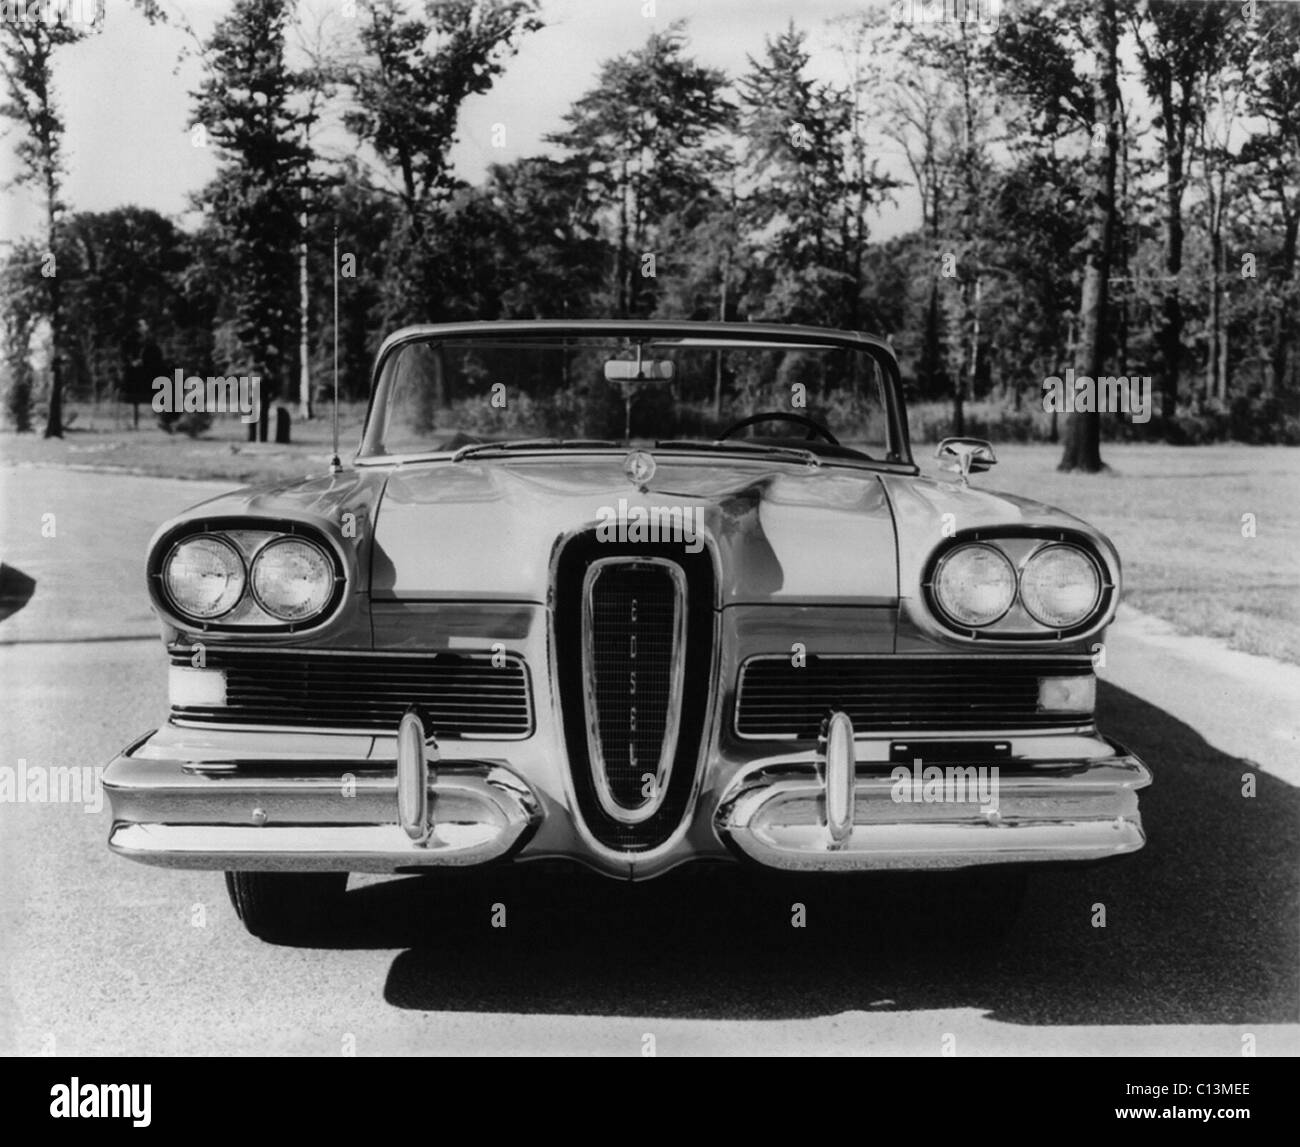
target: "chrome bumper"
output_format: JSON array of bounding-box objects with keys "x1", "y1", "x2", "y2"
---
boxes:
[
  {"x1": 106, "y1": 711, "x2": 1151, "y2": 876},
  {"x1": 715, "y1": 719, "x2": 1152, "y2": 872},
  {"x1": 104, "y1": 712, "x2": 541, "y2": 873}
]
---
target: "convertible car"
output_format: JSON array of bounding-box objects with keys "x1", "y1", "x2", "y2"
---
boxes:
[{"x1": 103, "y1": 320, "x2": 1151, "y2": 941}]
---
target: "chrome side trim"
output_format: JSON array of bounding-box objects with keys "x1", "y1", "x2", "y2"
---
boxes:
[{"x1": 581, "y1": 557, "x2": 688, "y2": 824}]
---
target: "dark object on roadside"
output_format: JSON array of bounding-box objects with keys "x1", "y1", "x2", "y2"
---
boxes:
[{"x1": 275, "y1": 407, "x2": 291, "y2": 444}]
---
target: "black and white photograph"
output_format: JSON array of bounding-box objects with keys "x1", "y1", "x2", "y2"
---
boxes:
[{"x1": 0, "y1": 0, "x2": 1296, "y2": 1077}]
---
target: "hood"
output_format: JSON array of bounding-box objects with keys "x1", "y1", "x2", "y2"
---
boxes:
[{"x1": 370, "y1": 455, "x2": 899, "y2": 606}]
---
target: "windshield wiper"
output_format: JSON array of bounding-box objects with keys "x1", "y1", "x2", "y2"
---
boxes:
[
  {"x1": 452, "y1": 438, "x2": 620, "y2": 462},
  {"x1": 655, "y1": 440, "x2": 822, "y2": 467}
]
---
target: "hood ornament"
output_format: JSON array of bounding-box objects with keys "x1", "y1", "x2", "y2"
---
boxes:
[{"x1": 624, "y1": 449, "x2": 656, "y2": 490}]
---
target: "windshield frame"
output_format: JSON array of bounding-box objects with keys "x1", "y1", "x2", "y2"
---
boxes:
[{"x1": 354, "y1": 320, "x2": 914, "y2": 470}]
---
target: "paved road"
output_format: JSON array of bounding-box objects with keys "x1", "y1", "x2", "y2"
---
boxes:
[{"x1": 1, "y1": 467, "x2": 1297, "y2": 1055}]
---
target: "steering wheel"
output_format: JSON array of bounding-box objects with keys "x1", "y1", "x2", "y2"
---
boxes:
[{"x1": 716, "y1": 412, "x2": 840, "y2": 446}]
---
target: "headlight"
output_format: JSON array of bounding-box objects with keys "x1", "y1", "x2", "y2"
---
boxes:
[
  {"x1": 250, "y1": 537, "x2": 334, "y2": 621},
  {"x1": 932, "y1": 543, "x2": 1017, "y2": 627},
  {"x1": 163, "y1": 535, "x2": 246, "y2": 620},
  {"x1": 1020, "y1": 544, "x2": 1101, "y2": 628}
]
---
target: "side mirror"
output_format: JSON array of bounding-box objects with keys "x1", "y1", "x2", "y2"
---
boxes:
[{"x1": 935, "y1": 437, "x2": 997, "y2": 487}]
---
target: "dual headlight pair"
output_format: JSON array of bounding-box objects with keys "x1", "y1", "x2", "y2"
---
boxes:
[
  {"x1": 931, "y1": 542, "x2": 1102, "y2": 631},
  {"x1": 162, "y1": 534, "x2": 335, "y2": 623}
]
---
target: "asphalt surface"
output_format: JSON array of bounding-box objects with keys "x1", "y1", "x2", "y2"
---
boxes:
[{"x1": 1, "y1": 466, "x2": 1297, "y2": 1056}]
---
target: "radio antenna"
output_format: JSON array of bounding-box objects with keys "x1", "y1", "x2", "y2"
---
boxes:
[{"x1": 329, "y1": 222, "x2": 341, "y2": 474}]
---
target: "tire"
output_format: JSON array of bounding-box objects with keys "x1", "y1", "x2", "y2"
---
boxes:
[{"x1": 224, "y1": 871, "x2": 348, "y2": 943}]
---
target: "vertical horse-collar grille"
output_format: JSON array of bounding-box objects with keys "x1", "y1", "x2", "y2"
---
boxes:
[
  {"x1": 554, "y1": 534, "x2": 714, "y2": 853},
  {"x1": 582, "y1": 558, "x2": 687, "y2": 824}
]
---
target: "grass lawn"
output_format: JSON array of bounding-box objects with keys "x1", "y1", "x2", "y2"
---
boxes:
[
  {"x1": 981, "y1": 443, "x2": 1300, "y2": 665},
  {"x1": 4, "y1": 407, "x2": 1298, "y2": 663},
  {"x1": 0, "y1": 402, "x2": 369, "y2": 485}
]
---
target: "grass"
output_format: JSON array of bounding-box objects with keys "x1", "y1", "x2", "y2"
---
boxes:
[
  {"x1": 0, "y1": 402, "x2": 369, "y2": 485},
  {"x1": 977, "y1": 444, "x2": 1300, "y2": 665},
  {"x1": 4, "y1": 405, "x2": 1298, "y2": 663}
]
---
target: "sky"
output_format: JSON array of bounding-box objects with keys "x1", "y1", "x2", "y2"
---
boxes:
[{"x1": 0, "y1": 0, "x2": 925, "y2": 247}]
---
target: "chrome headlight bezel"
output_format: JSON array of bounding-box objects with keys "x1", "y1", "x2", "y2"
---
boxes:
[
  {"x1": 161, "y1": 533, "x2": 247, "y2": 621},
  {"x1": 923, "y1": 531, "x2": 1115, "y2": 640},
  {"x1": 249, "y1": 536, "x2": 336, "y2": 623},
  {"x1": 149, "y1": 519, "x2": 347, "y2": 634},
  {"x1": 930, "y1": 542, "x2": 1018, "y2": 629},
  {"x1": 1019, "y1": 543, "x2": 1103, "y2": 629}
]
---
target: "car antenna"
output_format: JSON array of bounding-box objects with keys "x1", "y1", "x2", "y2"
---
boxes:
[{"x1": 329, "y1": 221, "x2": 341, "y2": 474}]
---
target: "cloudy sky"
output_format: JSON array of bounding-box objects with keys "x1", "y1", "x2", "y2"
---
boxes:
[{"x1": 0, "y1": 0, "x2": 922, "y2": 247}]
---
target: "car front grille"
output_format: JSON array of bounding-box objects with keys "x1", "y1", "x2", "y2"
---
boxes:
[
  {"x1": 735, "y1": 657, "x2": 1094, "y2": 738},
  {"x1": 554, "y1": 534, "x2": 714, "y2": 852},
  {"x1": 585, "y1": 561, "x2": 683, "y2": 809},
  {"x1": 169, "y1": 648, "x2": 533, "y2": 737}
]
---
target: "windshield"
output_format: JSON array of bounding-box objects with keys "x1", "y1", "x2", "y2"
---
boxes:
[{"x1": 361, "y1": 332, "x2": 901, "y2": 462}]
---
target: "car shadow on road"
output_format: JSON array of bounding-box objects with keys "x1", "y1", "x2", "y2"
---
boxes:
[{"x1": 327, "y1": 681, "x2": 1299, "y2": 1025}]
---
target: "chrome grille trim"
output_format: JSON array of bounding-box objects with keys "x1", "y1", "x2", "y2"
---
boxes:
[{"x1": 581, "y1": 557, "x2": 687, "y2": 824}]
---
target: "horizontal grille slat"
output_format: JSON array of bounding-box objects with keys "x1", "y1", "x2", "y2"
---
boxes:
[
  {"x1": 170, "y1": 649, "x2": 534, "y2": 737},
  {"x1": 735, "y1": 658, "x2": 1093, "y2": 738}
]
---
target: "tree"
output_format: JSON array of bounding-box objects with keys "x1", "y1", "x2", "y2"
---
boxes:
[
  {"x1": 991, "y1": 0, "x2": 1118, "y2": 470},
  {"x1": 341, "y1": 0, "x2": 542, "y2": 325},
  {"x1": 1061, "y1": 0, "x2": 1121, "y2": 471},
  {"x1": 548, "y1": 21, "x2": 736, "y2": 318},
  {"x1": 0, "y1": 238, "x2": 45, "y2": 432},
  {"x1": 1240, "y1": 3, "x2": 1300, "y2": 397},
  {"x1": 476, "y1": 156, "x2": 608, "y2": 319},
  {"x1": 191, "y1": 0, "x2": 316, "y2": 441},
  {"x1": 1125, "y1": 0, "x2": 1238, "y2": 426},
  {"x1": 737, "y1": 24, "x2": 898, "y2": 333},
  {"x1": 0, "y1": 1, "x2": 162, "y2": 436},
  {"x1": 57, "y1": 207, "x2": 205, "y2": 412}
]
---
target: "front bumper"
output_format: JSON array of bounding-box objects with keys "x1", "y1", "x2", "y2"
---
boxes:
[
  {"x1": 104, "y1": 744, "x2": 541, "y2": 873},
  {"x1": 104, "y1": 709, "x2": 1152, "y2": 876},
  {"x1": 713, "y1": 748, "x2": 1151, "y2": 872}
]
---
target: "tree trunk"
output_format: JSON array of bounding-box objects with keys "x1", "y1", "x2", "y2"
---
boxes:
[
  {"x1": 1207, "y1": 222, "x2": 1222, "y2": 403},
  {"x1": 714, "y1": 250, "x2": 729, "y2": 418},
  {"x1": 616, "y1": 159, "x2": 630, "y2": 319},
  {"x1": 1269, "y1": 210, "x2": 1298, "y2": 397},
  {"x1": 41, "y1": 130, "x2": 63, "y2": 438},
  {"x1": 1157, "y1": 96, "x2": 1184, "y2": 425},
  {"x1": 298, "y1": 210, "x2": 312, "y2": 420},
  {"x1": 1060, "y1": 0, "x2": 1118, "y2": 474}
]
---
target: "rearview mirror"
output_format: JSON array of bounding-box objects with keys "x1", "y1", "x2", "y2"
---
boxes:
[
  {"x1": 604, "y1": 359, "x2": 674, "y2": 383},
  {"x1": 936, "y1": 437, "x2": 997, "y2": 486}
]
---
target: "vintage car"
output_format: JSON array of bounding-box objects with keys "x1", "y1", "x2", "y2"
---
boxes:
[{"x1": 104, "y1": 320, "x2": 1152, "y2": 941}]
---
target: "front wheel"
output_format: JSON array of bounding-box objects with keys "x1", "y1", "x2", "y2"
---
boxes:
[{"x1": 224, "y1": 871, "x2": 348, "y2": 943}]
